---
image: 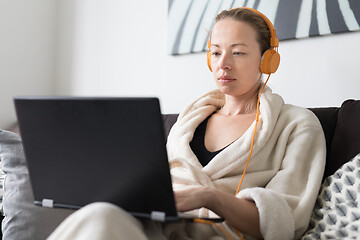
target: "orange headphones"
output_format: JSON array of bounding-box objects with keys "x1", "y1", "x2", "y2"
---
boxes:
[{"x1": 207, "y1": 7, "x2": 280, "y2": 74}]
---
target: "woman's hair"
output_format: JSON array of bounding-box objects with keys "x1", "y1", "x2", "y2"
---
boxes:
[{"x1": 214, "y1": 8, "x2": 271, "y2": 55}]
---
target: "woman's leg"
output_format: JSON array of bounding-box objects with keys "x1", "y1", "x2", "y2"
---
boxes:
[{"x1": 47, "y1": 202, "x2": 148, "y2": 240}]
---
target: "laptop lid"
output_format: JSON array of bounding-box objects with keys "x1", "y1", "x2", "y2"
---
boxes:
[{"x1": 14, "y1": 97, "x2": 179, "y2": 221}]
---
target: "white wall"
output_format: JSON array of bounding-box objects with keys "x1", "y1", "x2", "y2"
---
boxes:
[
  {"x1": 272, "y1": 31, "x2": 360, "y2": 108},
  {"x1": 59, "y1": 0, "x2": 360, "y2": 115},
  {"x1": 54, "y1": 0, "x2": 76, "y2": 95},
  {"x1": 0, "y1": 0, "x2": 58, "y2": 128},
  {"x1": 1, "y1": 0, "x2": 360, "y2": 129}
]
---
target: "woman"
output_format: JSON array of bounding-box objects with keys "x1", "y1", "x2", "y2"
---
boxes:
[{"x1": 48, "y1": 8, "x2": 326, "y2": 240}]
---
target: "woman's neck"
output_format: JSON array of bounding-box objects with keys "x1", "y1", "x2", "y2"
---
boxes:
[{"x1": 218, "y1": 83, "x2": 260, "y2": 116}]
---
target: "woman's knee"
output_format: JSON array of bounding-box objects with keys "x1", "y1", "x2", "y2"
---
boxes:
[
  {"x1": 76, "y1": 202, "x2": 141, "y2": 226},
  {"x1": 80, "y1": 202, "x2": 124, "y2": 217},
  {"x1": 49, "y1": 202, "x2": 148, "y2": 240}
]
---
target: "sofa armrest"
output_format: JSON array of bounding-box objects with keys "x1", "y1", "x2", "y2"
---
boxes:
[{"x1": 1, "y1": 130, "x2": 74, "y2": 240}]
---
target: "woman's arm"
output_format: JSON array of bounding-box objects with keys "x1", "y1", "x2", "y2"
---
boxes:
[{"x1": 174, "y1": 187, "x2": 263, "y2": 239}]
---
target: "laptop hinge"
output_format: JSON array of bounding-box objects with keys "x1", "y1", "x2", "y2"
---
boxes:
[
  {"x1": 151, "y1": 211, "x2": 166, "y2": 222},
  {"x1": 42, "y1": 199, "x2": 54, "y2": 208}
]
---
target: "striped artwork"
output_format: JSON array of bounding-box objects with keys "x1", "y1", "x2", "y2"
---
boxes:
[{"x1": 168, "y1": 0, "x2": 360, "y2": 55}]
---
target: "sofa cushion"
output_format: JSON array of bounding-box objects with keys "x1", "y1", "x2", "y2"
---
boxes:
[
  {"x1": 326, "y1": 100, "x2": 360, "y2": 180},
  {"x1": 301, "y1": 153, "x2": 360, "y2": 239},
  {"x1": 1, "y1": 130, "x2": 74, "y2": 240}
]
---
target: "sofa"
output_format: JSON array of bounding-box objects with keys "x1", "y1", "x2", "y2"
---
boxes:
[{"x1": 0, "y1": 99, "x2": 359, "y2": 239}]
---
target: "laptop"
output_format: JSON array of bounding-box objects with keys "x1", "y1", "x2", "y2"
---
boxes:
[{"x1": 14, "y1": 96, "x2": 223, "y2": 223}]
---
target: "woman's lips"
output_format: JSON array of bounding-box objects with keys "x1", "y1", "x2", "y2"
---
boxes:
[{"x1": 218, "y1": 76, "x2": 236, "y2": 83}]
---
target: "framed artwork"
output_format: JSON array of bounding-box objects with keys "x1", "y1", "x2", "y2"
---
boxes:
[{"x1": 168, "y1": 0, "x2": 360, "y2": 55}]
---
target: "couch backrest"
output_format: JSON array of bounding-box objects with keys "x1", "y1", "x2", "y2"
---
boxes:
[
  {"x1": 162, "y1": 114, "x2": 178, "y2": 140},
  {"x1": 324, "y1": 100, "x2": 360, "y2": 179},
  {"x1": 162, "y1": 99, "x2": 360, "y2": 182},
  {"x1": 309, "y1": 107, "x2": 339, "y2": 179}
]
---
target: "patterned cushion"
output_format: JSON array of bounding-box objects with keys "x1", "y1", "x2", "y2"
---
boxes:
[
  {"x1": 302, "y1": 153, "x2": 360, "y2": 239},
  {"x1": 0, "y1": 163, "x2": 5, "y2": 211}
]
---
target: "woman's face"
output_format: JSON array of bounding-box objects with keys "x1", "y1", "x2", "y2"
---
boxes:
[{"x1": 210, "y1": 18, "x2": 262, "y2": 97}]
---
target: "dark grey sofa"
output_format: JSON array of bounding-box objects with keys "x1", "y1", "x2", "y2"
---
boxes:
[{"x1": 0, "y1": 99, "x2": 359, "y2": 239}]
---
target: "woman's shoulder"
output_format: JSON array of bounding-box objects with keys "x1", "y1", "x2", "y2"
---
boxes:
[{"x1": 279, "y1": 104, "x2": 322, "y2": 129}]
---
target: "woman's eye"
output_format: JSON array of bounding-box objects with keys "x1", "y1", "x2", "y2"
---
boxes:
[
  {"x1": 234, "y1": 52, "x2": 244, "y2": 56},
  {"x1": 211, "y1": 52, "x2": 220, "y2": 56}
]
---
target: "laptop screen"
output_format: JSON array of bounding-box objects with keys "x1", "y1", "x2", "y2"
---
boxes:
[{"x1": 14, "y1": 97, "x2": 178, "y2": 218}]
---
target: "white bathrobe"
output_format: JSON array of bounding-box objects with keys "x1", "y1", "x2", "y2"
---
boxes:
[{"x1": 166, "y1": 86, "x2": 326, "y2": 240}]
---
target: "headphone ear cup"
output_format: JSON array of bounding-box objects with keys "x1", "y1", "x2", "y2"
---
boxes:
[
  {"x1": 207, "y1": 50, "x2": 212, "y2": 72},
  {"x1": 260, "y1": 49, "x2": 280, "y2": 74},
  {"x1": 207, "y1": 40, "x2": 212, "y2": 72}
]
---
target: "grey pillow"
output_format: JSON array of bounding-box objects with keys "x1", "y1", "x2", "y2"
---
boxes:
[
  {"x1": 0, "y1": 130, "x2": 74, "y2": 240},
  {"x1": 301, "y1": 153, "x2": 360, "y2": 239}
]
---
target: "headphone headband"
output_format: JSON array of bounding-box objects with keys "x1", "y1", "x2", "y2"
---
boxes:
[{"x1": 240, "y1": 7, "x2": 279, "y2": 48}]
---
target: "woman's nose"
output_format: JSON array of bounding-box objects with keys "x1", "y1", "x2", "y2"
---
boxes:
[{"x1": 219, "y1": 53, "x2": 232, "y2": 70}]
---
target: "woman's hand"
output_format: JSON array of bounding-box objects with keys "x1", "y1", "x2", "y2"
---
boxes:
[
  {"x1": 175, "y1": 187, "x2": 263, "y2": 239},
  {"x1": 174, "y1": 186, "x2": 214, "y2": 212}
]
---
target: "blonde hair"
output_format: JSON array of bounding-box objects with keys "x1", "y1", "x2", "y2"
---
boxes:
[{"x1": 214, "y1": 8, "x2": 271, "y2": 55}]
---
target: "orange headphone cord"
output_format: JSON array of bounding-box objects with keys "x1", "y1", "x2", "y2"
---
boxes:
[
  {"x1": 235, "y1": 73, "x2": 271, "y2": 195},
  {"x1": 193, "y1": 218, "x2": 245, "y2": 240},
  {"x1": 192, "y1": 75, "x2": 271, "y2": 240}
]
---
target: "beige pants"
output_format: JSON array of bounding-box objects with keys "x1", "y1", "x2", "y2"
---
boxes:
[
  {"x1": 47, "y1": 202, "x2": 224, "y2": 240},
  {"x1": 47, "y1": 202, "x2": 151, "y2": 240}
]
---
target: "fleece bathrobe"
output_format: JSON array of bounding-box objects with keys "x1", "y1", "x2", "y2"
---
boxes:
[{"x1": 166, "y1": 86, "x2": 326, "y2": 240}]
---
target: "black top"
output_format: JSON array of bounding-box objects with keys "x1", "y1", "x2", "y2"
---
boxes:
[{"x1": 190, "y1": 115, "x2": 229, "y2": 167}]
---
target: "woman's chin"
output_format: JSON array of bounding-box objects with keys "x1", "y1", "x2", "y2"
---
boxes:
[{"x1": 217, "y1": 85, "x2": 239, "y2": 96}]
